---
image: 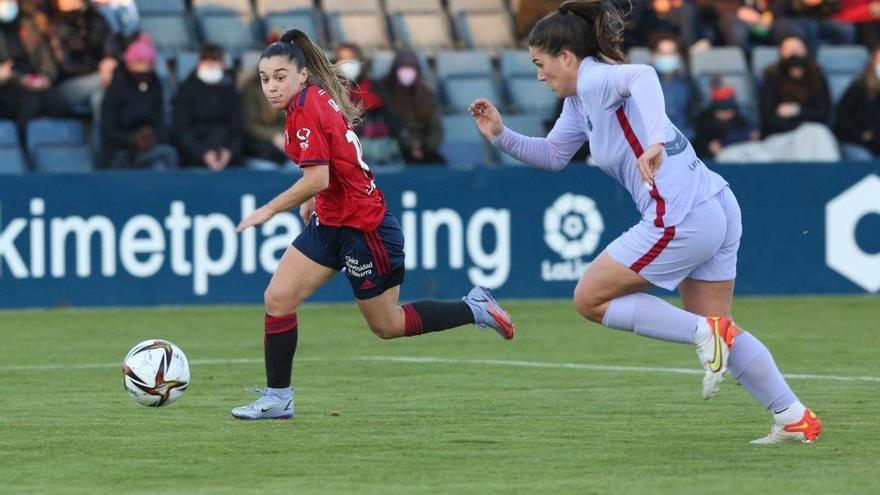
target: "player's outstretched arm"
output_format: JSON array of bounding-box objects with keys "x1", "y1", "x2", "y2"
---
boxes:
[
  {"x1": 236, "y1": 166, "x2": 329, "y2": 232},
  {"x1": 470, "y1": 98, "x2": 586, "y2": 171}
]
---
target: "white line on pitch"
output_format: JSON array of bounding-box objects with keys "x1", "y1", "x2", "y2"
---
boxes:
[{"x1": 2, "y1": 355, "x2": 879, "y2": 383}]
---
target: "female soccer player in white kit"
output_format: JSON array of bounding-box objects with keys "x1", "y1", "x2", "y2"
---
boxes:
[{"x1": 470, "y1": 0, "x2": 822, "y2": 444}]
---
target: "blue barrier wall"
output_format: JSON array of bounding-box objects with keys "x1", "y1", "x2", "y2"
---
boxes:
[{"x1": 0, "y1": 163, "x2": 878, "y2": 308}]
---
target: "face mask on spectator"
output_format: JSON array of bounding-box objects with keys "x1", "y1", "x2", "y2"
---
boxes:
[
  {"x1": 396, "y1": 66, "x2": 417, "y2": 87},
  {"x1": 653, "y1": 54, "x2": 680, "y2": 74},
  {"x1": 0, "y1": 1, "x2": 18, "y2": 23},
  {"x1": 338, "y1": 60, "x2": 362, "y2": 81},
  {"x1": 781, "y1": 55, "x2": 807, "y2": 75},
  {"x1": 197, "y1": 66, "x2": 224, "y2": 85}
]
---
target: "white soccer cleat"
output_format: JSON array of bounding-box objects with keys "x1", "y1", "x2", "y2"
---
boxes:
[
  {"x1": 231, "y1": 388, "x2": 294, "y2": 420},
  {"x1": 462, "y1": 286, "x2": 515, "y2": 340},
  {"x1": 695, "y1": 316, "x2": 740, "y2": 399},
  {"x1": 751, "y1": 409, "x2": 823, "y2": 444}
]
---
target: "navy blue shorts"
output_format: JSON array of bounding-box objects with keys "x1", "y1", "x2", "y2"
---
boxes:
[{"x1": 292, "y1": 211, "x2": 405, "y2": 299}]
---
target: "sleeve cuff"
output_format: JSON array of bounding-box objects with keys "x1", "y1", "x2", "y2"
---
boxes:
[
  {"x1": 297, "y1": 159, "x2": 330, "y2": 167},
  {"x1": 487, "y1": 126, "x2": 512, "y2": 146}
]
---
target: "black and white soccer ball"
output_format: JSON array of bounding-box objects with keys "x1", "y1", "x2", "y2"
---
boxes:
[{"x1": 122, "y1": 339, "x2": 190, "y2": 407}]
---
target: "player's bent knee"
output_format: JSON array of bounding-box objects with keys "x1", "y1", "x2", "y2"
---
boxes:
[
  {"x1": 572, "y1": 287, "x2": 603, "y2": 324},
  {"x1": 264, "y1": 287, "x2": 298, "y2": 316},
  {"x1": 367, "y1": 323, "x2": 398, "y2": 340}
]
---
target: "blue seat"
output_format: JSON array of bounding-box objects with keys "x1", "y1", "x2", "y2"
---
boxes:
[
  {"x1": 440, "y1": 115, "x2": 492, "y2": 166},
  {"x1": 134, "y1": 0, "x2": 186, "y2": 15},
  {"x1": 627, "y1": 46, "x2": 651, "y2": 65},
  {"x1": 442, "y1": 77, "x2": 502, "y2": 112},
  {"x1": 0, "y1": 147, "x2": 27, "y2": 174},
  {"x1": 506, "y1": 78, "x2": 557, "y2": 117},
  {"x1": 31, "y1": 147, "x2": 92, "y2": 173},
  {"x1": 690, "y1": 46, "x2": 748, "y2": 76},
  {"x1": 25, "y1": 119, "x2": 91, "y2": 173},
  {"x1": 495, "y1": 114, "x2": 545, "y2": 165},
  {"x1": 140, "y1": 16, "x2": 197, "y2": 52},
  {"x1": 436, "y1": 50, "x2": 493, "y2": 78},
  {"x1": 751, "y1": 45, "x2": 779, "y2": 80},
  {"x1": 697, "y1": 74, "x2": 757, "y2": 123},
  {"x1": 818, "y1": 45, "x2": 869, "y2": 104},
  {"x1": 499, "y1": 49, "x2": 535, "y2": 79},
  {"x1": 326, "y1": 12, "x2": 390, "y2": 50},
  {"x1": 198, "y1": 15, "x2": 259, "y2": 51},
  {"x1": 174, "y1": 51, "x2": 200, "y2": 81},
  {"x1": 0, "y1": 119, "x2": 18, "y2": 146}
]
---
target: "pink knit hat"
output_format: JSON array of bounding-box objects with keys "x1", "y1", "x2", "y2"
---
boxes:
[{"x1": 124, "y1": 34, "x2": 157, "y2": 65}]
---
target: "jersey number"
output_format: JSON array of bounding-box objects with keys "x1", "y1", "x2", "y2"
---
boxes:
[{"x1": 345, "y1": 130, "x2": 371, "y2": 172}]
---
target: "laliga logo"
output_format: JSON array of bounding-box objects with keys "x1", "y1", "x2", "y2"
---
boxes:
[
  {"x1": 541, "y1": 193, "x2": 604, "y2": 281},
  {"x1": 826, "y1": 174, "x2": 880, "y2": 293}
]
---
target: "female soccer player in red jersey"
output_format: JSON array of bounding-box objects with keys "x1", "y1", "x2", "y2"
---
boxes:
[{"x1": 231, "y1": 30, "x2": 515, "y2": 420}]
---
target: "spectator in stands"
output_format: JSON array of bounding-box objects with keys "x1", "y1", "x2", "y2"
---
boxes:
[
  {"x1": 759, "y1": 35, "x2": 831, "y2": 137},
  {"x1": 379, "y1": 50, "x2": 445, "y2": 165},
  {"x1": 649, "y1": 33, "x2": 699, "y2": 139},
  {"x1": 100, "y1": 33, "x2": 177, "y2": 170},
  {"x1": 834, "y1": 45, "x2": 880, "y2": 159},
  {"x1": 641, "y1": 0, "x2": 705, "y2": 47},
  {"x1": 834, "y1": 0, "x2": 880, "y2": 58},
  {"x1": 92, "y1": 0, "x2": 139, "y2": 39},
  {"x1": 710, "y1": 0, "x2": 776, "y2": 51},
  {"x1": 241, "y1": 31, "x2": 289, "y2": 169},
  {"x1": 48, "y1": 0, "x2": 118, "y2": 114},
  {"x1": 693, "y1": 84, "x2": 758, "y2": 158},
  {"x1": 0, "y1": 0, "x2": 63, "y2": 141},
  {"x1": 772, "y1": 0, "x2": 857, "y2": 53},
  {"x1": 335, "y1": 42, "x2": 399, "y2": 165},
  {"x1": 714, "y1": 36, "x2": 839, "y2": 162},
  {"x1": 172, "y1": 43, "x2": 243, "y2": 171}
]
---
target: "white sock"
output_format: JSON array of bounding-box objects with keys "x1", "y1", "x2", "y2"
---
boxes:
[
  {"x1": 773, "y1": 400, "x2": 806, "y2": 425},
  {"x1": 267, "y1": 386, "x2": 293, "y2": 400},
  {"x1": 694, "y1": 318, "x2": 712, "y2": 347}
]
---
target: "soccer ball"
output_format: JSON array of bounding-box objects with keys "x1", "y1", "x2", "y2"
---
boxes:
[{"x1": 122, "y1": 339, "x2": 190, "y2": 407}]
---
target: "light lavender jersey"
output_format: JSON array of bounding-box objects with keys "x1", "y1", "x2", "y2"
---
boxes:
[{"x1": 489, "y1": 57, "x2": 728, "y2": 228}]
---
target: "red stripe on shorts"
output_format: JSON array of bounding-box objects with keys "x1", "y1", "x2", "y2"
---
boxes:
[
  {"x1": 630, "y1": 226, "x2": 676, "y2": 273},
  {"x1": 365, "y1": 232, "x2": 390, "y2": 275},
  {"x1": 615, "y1": 105, "x2": 667, "y2": 228}
]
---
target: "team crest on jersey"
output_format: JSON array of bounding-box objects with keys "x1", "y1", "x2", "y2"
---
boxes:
[{"x1": 296, "y1": 128, "x2": 310, "y2": 150}]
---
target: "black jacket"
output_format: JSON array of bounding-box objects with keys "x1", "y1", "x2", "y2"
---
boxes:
[
  {"x1": 100, "y1": 66, "x2": 164, "y2": 158},
  {"x1": 758, "y1": 64, "x2": 831, "y2": 137},
  {"x1": 834, "y1": 78, "x2": 880, "y2": 155},
  {"x1": 50, "y1": 6, "x2": 116, "y2": 78},
  {"x1": 171, "y1": 72, "x2": 243, "y2": 167}
]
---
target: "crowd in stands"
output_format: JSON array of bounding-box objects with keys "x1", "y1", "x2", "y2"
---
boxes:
[{"x1": 3, "y1": 0, "x2": 880, "y2": 174}]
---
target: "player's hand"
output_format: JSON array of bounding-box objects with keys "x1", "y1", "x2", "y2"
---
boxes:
[
  {"x1": 637, "y1": 143, "x2": 664, "y2": 188},
  {"x1": 468, "y1": 98, "x2": 504, "y2": 138},
  {"x1": 299, "y1": 198, "x2": 315, "y2": 225},
  {"x1": 237, "y1": 205, "x2": 275, "y2": 232}
]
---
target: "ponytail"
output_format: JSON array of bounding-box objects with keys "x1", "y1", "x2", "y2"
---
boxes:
[
  {"x1": 528, "y1": 0, "x2": 627, "y2": 64},
  {"x1": 261, "y1": 29, "x2": 365, "y2": 126}
]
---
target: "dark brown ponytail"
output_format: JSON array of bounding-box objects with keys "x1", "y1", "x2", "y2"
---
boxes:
[
  {"x1": 528, "y1": 0, "x2": 627, "y2": 64},
  {"x1": 262, "y1": 29, "x2": 364, "y2": 126}
]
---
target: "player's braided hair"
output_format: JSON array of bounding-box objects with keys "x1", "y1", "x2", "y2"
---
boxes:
[
  {"x1": 261, "y1": 29, "x2": 364, "y2": 126},
  {"x1": 528, "y1": 0, "x2": 628, "y2": 64}
]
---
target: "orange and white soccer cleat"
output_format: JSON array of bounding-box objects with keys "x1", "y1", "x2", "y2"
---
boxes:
[
  {"x1": 695, "y1": 316, "x2": 740, "y2": 399},
  {"x1": 463, "y1": 286, "x2": 515, "y2": 340},
  {"x1": 751, "y1": 409, "x2": 823, "y2": 444}
]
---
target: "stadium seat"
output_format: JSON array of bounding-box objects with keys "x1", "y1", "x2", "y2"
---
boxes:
[
  {"x1": 627, "y1": 46, "x2": 651, "y2": 65},
  {"x1": 499, "y1": 49, "x2": 557, "y2": 116},
  {"x1": 326, "y1": 12, "x2": 390, "y2": 49},
  {"x1": 436, "y1": 50, "x2": 493, "y2": 78},
  {"x1": 134, "y1": 0, "x2": 186, "y2": 15},
  {"x1": 139, "y1": 15, "x2": 197, "y2": 52},
  {"x1": 495, "y1": 114, "x2": 545, "y2": 165},
  {"x1": 322, "y1": 0, "x2": 381, "y2": 14},
  {"x1": 386, "y1": 0, "x2": 452, "y2": 50},
  {"x1": 441, "y1": 115, "x2": 493, "y2": 166},
  {"x1": 443, "y1": 78, "x2": 502, "y2": 113},
  {"x1": 689, "y1": 46, "x2": 748, "y2": 76},
  {"x1": 255, "y1": 0, "x2": 313, "y2": 16},
  {"x1": 262, "y1": 11, "x2": 321, "y2": 44},
  {"x1": 0, "y1": 147, "x2": 27, "y2": 174},
  {"x1": 818, "y1": 45, "x2": 870, "y2": 103},
  {"x1": 447, "y1": 0, "x2": 514, "y2": 49},
  {"x1": 25, "y1": 119, "x2": 92, "y2": 173},
  {"x1": 0, "y1": 120, "x2": 26, "y2": 174},
  {"x1": 751, "y1": 45, "x2": 779, "y2": 80},
  {"x1": 192, "y1": 0, "x2": 259, "y2": 51},
  {"x1": 499, "y1": 49, "x2": 535, "y2": 78}
]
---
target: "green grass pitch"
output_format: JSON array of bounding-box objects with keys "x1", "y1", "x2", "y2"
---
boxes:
[{"x1": 1, "y1": 296, "x2": 878, "y2": 494}]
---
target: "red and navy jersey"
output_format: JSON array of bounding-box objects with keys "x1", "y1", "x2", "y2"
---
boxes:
[{"x1": 284, "y1": 84, "x2": 386, "y2": 231}]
